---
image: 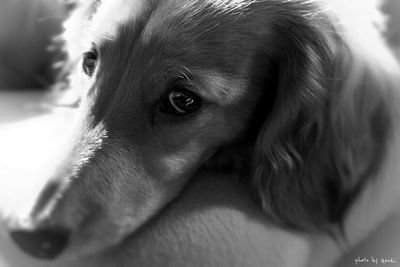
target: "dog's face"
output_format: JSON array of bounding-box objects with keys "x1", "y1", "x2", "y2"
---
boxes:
[
  {"x1": 9, "y1": 0, "x2": 392, "y2": 261},
  {"x1": 11, "y1": 0, "x2": 274, "y2": 259}
]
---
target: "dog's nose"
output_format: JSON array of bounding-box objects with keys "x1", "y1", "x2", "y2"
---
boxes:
[{"x1": 10, "y1": 228, "x2": 70, "y2": 259}]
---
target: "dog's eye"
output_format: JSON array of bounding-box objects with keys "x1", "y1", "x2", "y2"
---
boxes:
[
  {"x1": 82, "y1": 50, "x2": 98, "y2": 77},
  {"x1": 160, "y1": 87, "x2": 202, "y2": 115}
]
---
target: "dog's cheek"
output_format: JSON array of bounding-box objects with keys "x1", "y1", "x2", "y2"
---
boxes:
[
  {"x1": 150, "y1": 111, "x2": 250, "y2": 180},
  {"x1": 154, "y1": 137, "x2": 223, "y2": 182}
]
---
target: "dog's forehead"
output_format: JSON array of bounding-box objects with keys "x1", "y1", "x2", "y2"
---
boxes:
[
  {"x1": 90, "y1": 0, "x2": 257, "y2": 42},
  {"x1": 135, "y1": 0, "x2": 258, "y2": 71},
  {"x1": 89, "y1": 0, "x2": 151, "y2": 41}
]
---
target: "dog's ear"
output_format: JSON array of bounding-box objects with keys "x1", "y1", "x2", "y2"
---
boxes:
[
  {"x1": 62, "y1": 0, "x2": 100, "y2": 60},
  {"x1": 251, "y1": 11, "x2": 392, "y2": 231},
  {"x1": 53, "y1": 0, "x2": 101, "y2": 103}
]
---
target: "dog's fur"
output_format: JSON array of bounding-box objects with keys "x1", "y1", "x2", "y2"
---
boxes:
[{"x1": 7, "y1": 0, "x2": 400, "y2": 264}]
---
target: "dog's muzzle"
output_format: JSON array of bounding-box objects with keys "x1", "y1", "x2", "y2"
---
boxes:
[{"x1": 10, "y1": 228, "x2": 70, "y2": 259}]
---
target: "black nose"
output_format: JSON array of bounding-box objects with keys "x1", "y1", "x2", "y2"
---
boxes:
[{"x1": 10, "y1": 228, "x2": 70, "y2": 259}]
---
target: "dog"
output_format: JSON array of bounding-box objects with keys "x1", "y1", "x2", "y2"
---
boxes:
[{"x1": 5, "y1": 0, "x2": 400, "y2": 265}]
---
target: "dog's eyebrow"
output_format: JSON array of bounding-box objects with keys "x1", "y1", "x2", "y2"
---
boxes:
[
  {"x1": 177, "y1": 65, "x2": 193, "y2": 81},
  {"x1": 195, "y1": 71, "x2": 247, "y2": 105}
]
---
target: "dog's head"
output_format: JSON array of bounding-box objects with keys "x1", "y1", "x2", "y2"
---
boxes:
[{"x1": 9, "y1": 0, "x2": 395, "y2": 260}]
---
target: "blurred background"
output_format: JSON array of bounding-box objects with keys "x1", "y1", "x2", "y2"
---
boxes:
[{"x1": 0, "y1": 0, "x2": 68, "y2": 90}]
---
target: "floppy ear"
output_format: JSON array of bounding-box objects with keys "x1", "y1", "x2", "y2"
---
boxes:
[
  {"x1": 53, "y1": 0, "x2": 100, "y2": 103},
  {"x1": 62, "y1": 0, "x2": 100, "y2": 59},
  {"x1": 251, "y1": 11, "x2": 392, "y2": 231}
]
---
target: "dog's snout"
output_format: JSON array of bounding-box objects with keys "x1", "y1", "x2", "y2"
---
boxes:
[{"x1": 10, "y1": 228, "x2": 70, "y2": 259}]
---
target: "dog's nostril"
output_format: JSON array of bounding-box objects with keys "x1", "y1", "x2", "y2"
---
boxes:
[{"x1": 10, "y1": 228, "x2": 70, "y2": 259}]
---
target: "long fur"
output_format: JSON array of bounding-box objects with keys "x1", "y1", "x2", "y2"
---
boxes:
[{"x1": 251, "y1": 0, "x2": 397, "y2": 231}]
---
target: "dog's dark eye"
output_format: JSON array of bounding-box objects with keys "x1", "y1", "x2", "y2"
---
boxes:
[
  {"x1": 160, "y1": 87, "x2": 202, "y2": 115},
  {"x1": 82, "y1": 50, "x2": 98, "y2": 77}
]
